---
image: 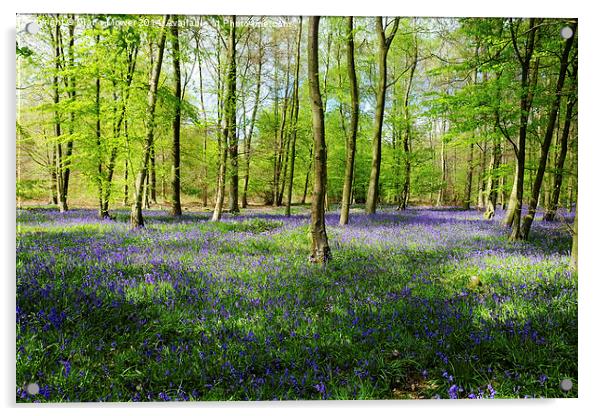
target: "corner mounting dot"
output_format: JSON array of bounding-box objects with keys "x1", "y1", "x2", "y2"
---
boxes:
[
  {"x1": 25, "y1": 22, "x2": 40, "y2": 35},
  {"x1": 560, "y1": 26, "x2": 574, "y2": 40},
  {"x1": 26, "y1": 382, "x2": 40, "y2": 395},
  {"x1": 559, "y1": 378, "x2": 573, "y2": 392}
]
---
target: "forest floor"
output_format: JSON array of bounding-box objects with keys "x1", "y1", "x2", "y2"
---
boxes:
[{"x1": 16, "y1": 205, "x2": 577, "y2": 401}]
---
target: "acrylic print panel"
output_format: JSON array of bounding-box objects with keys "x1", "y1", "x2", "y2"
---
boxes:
[{"x1": 16, "y1": 13, "x2": 577, "y2": 402}]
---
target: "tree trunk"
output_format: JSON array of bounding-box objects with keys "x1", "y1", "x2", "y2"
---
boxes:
[
  {"x1": 103, "y1": 40, "x2": 137, "y2": 218},
  {"x1": 476, "y1": 141, "x2": 487, "y2": 211},
  {"x1": 339, "y1": 17, "x2": 359, "y2": 225},
  {"x1": 285, "y1": 18, "x2": 303, "y2": 217},
  {"x1": 48, "y1": 141, "x2": 58, "y2": 205},
  {"x1": 227, "y1": 16, "x2": 239, "y2": 214},
  {"x1": 143, "y1": 174, "x2": 150, "y2": 210},
  {"x1": 399, "y1": 24, "x2": 418, "y2": 210},
  {"x1": 130, "y1": 15, "x2": 169, "y2": 228},
  {"x1": 149, "y1": 145, "x2": 157, "y2": 205},
  {"x1": 571, "y1": 202, "x2": 578, "y2": 271},
  {"x1": 436, "y1": 127, "x2": 446, "y2": 207},
  {"x1": 484, "y1": 136, "x2": 502, "y2": 219},
  {"x1": 242, "y1": 27, "x2": 263, "y2": 209},
  {"x1": 544, "y1": 62, "x2": 577, "y2": 221},
  {"x1": 195, "y1": 33, "x2": 210, "y2": 208},
  {"x1": 278, "y1": 132, "x2": 291, "y2": 206},
  {"x1": 366, "y1": 17, "x2": 399, "y2": 214},
  {"x1": 94, "y1": 34, "x2": 105, "y2": 219},
  {"x1": 302, "y1": 145, "x2": 312, "y2": 205},
  {"x1": 308, "y1": 16, "x2": 331, "y2": 264},
  {"x1": 171, "y1": 17, "x2": 183, "y2": 216},
  {"x1": 50, "y1": 21, "x2": 66, "y2": 213},
  {"x1": 503, "y1": 162, "x2": 519, "y2": 225},
  {"x1": 213, "y1": 16, "x2": 237, "y2": 221},
  {"x1": 100, "y1": 82, "x2": 120, "y2": 219},
  {"x1": 123, "y1": 118, "x2": 130, "y2": 206},
  {"x1": 124, "y1": 160, "x2": 129, "y2": 205},
  {"x1": 508, "y1": 18, "x2": 539, "y2": 240},
  {"x1": 274, "y1": 47, "x2": 292, "y2": 207},
  {"x1": 463, "y1": 143, "x2": 474, "y2": 210},
  {"x1": 521, "y1": 22, "x2": 575, "y2": 240},
  {"x1": 60, "y1": 18, "x2": 76, "y2": 212}
]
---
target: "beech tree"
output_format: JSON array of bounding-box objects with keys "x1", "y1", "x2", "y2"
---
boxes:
[
  {"x1": 285, "y1": 17, "x2": 303, "y2": 217},
  {"x1": 170, "y1": 15, "x2": 183, "y2": 216},
  {"x1": 131, "y1": 15, "x2": 169, "y2": 228},
  {"x1": 521, "y1": 22, "x2": 576, "y2": 239},
  {"x1": 505, "y1": 18, "x2": 540, "y2": 240},
  {"x1": 308, "y1": 16, "x2": 331, "y2": 263},
  {"x1": 365, "y1": 17, "x2": 399, "y2": 214},
  {"x1": 213, "y1": 15, "x2": 236, "y2": 221},
  {"x1": 339, "y1": 17, "x2": 359, "y2": 225}
]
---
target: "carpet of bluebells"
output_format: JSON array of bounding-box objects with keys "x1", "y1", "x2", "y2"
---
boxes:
[{"x1": 16, "y1": 206, "x2": 577, "y2": 401}]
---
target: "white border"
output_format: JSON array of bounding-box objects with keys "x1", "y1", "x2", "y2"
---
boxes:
[{"x1": 4, "y1": 1, "x2": 600, "y2": 416}]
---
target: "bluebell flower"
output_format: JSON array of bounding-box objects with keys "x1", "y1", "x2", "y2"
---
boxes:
[{"x1": 448, "y1": 384, "x2": 459, "y2": 399}]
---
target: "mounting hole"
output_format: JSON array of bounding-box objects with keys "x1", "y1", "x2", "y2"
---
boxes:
[
  {"x1": 559, "y1": 378, "x2": 573, "y2": 392},
  {"x1": 26, "y1": 383, "x2": 40, "y2": 395},
  {"x1": 560, "y1": 26, "x2": 574, "y2": 40},
  {"x1": 25, "y1": 22, "x2": 40, "y2": 35}
]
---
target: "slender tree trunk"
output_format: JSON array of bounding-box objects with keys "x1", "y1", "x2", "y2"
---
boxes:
[
  {"x1": 285, "y1": 18, "x2": 303, "y2": 216},
  {"x1": 437, "y1": 127, "x2": 446, "y2": 207},
  {"x1": 500, "y1": 151, "x2": 506, "y2": 210},
  {"x1": 100, "y1": 81, "x2": 120, "y2": 219},
  {"x1": 124, "y1": 160, "x2": 129, "y2": 205},
  {"x1": 149, "y1": 145, "x2": 157, "y2": 205},
  {"x1": 242, "y1": 27, "x2": 263, "y2": 209},
  {"x1": 308, "y1": 16, "x2": 331, "y2": 264},
  {"x1": 94, "y1": 34, "x2": 106, "y2": 219},
  {"x1": 123, "y1": 118, "x2": 130, "y2": 206},
  {"x1": 463, "y1": 143, "x2": 474, "y2": 210},
  {"x1": 51, "y1": 21, "x2": 66, "y2": 213},
  {"x1": 60, "y1": 18, "x2": 76, "y2": 212},
  {"x1": 278, "y1": 133, "x2": 291, "y2": 206},
  {"x1": 102, "y1": 42, "x2": 137, "y2": 217},
  {"x1": 213, "y1": 16, "x2": 237, "y2": 221},
  {"x1": 48, "y1": 140, "x2": 58, "y2": 205},
  {"x1": 227, "y1": 16, "x2": 239, "y2": 214},
  {"x1": 171, "y1": 17, "x2": 183, "y2": 216},
  {"x1": 274, "y1": 47, "x2": 292, "y2": 207},
  {"x1": 484, "y1": 136, "x2": 502, "y2": 219},
  {"x1": 399, "y1": 25, "x2": 418, "y2": 210},
  {"x1": 143, "y1": 174, "x2": 150, "y2": 209},
  {"x1": 508, "y1": 18, "x2": 539, "y2": 240},
  {"x1": 521, "y1": 22, "x2": 575, "y2": 239},
  {"x1": 340, "y1": 17, "x2": 359, "y2": 225},
  {"x1": 504, "y1": 163, "x2": 519, "y2": 225},
  {"x1": 130, "y1": 15, "x2": 169, "y2": 228},
  {"x1": 302, "y1": 145, "x2": 312, "y2": 205},
  {"x1": 571, "y1": 202, "x2": 578, "y2": 271},
  {"x1": 476, "y1": 141, "x2": 487, "y2": 211},
  {"x1": 544, "y1": 63, "x2": 577, "y2": 221},
  {"x1": 195, "y1": 34, "x2": 210, "y2": 208},
  {"x1": 366, "y1": 17, "x2": 399, "y2": 214},
  {"x1": 566, "y1": 141, "x2": 576, "y2": 211},
  {"x1": 44, "y1": 138, "x2": 58, "y2": 205}
]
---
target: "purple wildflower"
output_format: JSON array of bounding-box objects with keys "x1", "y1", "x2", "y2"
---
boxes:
[{"x1": 448, "y1": 384, "x2": 459, "y2": 399}]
